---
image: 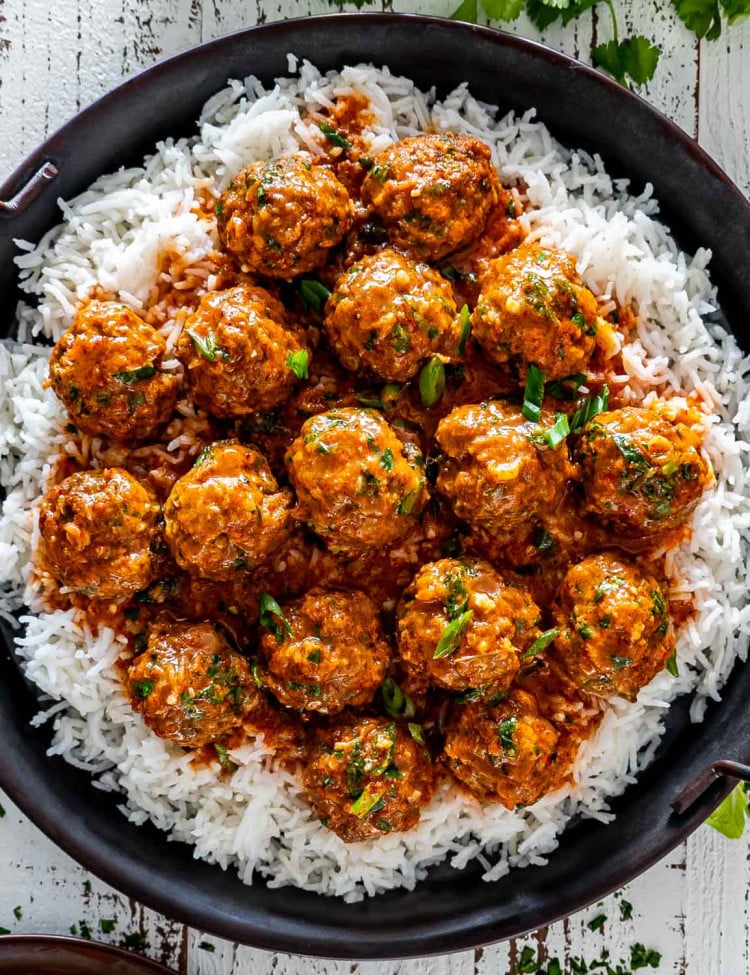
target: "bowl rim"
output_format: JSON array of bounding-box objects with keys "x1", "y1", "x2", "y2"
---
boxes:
[
  {"x1": 0, "y1": 933, "x2": 178, "y2": 973},
  {"x1": 0, "y1": 11, "x2": 748, "y2": 960}
]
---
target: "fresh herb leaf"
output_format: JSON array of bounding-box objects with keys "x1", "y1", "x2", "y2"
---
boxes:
[
  {"x1": 99, "y1": 918, "x2": 116, "y2": 934},
  {"x1": 113, "y1": 363, "x2": 156, "y2": 384},
  {"x1": 319, "y1": 120, "x2": 352, "y2": 149},
  {"x1": 522, "y1": 364, "x2": 546, "y2": 423},
  {"x1": 381, "y1": 676, "x2": 416, "y2": 720},
  {"x1": 630, "y1": 942, "x2": 663, "y2": 969},
  {"x1": 419, "y1": 357, "x2": 446, "y2": 408},
  {"x1": 300, "y1": 279, "x2": 331, "y2": 315},
  {"x1": 706, "y1": 782, "x2": 748, "y2": 839},
  {"x1": 521, "y1": 627, "x2": 559, "y2": 660},
  {"x1": 673, "y1": 0, "x2": 724, "y2": 39},
  {"x1": 286, "y1": 349, "x2": 309, "y2": 380},
  {"x1": 587, "y1": 913, "x2": 606, "y2": 931},
  {"x1": 482, "y1": 0, "x2": 525, "y2": 18},
  {"x1": 259, "y1": 591, "x2": 293, "y2": 642},
  {"x1": 620, "y1": 898, "x2": 634, "y2": 921},
  {"x1": 594, "y1": 35, "x2": 660, "y2": 85},
  {"x1": 433, "y1": 609, "x2": 474, "y2": 659},
  {"x1": 450, "y1": 0, "x2": 479, "y2": 20}
]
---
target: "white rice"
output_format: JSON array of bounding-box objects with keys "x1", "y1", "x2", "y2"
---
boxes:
[{"x1": 2, "y1": 60, "x2": 750, "y2": 901}]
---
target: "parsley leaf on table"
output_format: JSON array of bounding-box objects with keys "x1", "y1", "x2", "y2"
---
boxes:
[
  {"x1": 706, "y1": 782, "x2": 749, "y2": 839},
  {"x1": 483, "y1": 0, "x2": 526, "y2": 19},
  {"x1": 720, "y1": 0, "x2": 750, "y2": 23},
  {"x1": 672, "y1": 0, "x2": 724, "y2": 38},
  {"x1": 594, "y1": 35, "x2": 660, "y2": 85},
  {"x1": 451, "y1": 0, "x2": 479, "y2": 19}
]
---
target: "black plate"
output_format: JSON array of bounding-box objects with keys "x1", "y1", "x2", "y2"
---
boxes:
[
  {"x1": 0, "y1": 935, "x2": 177, "y2": 975},
  {"x1": 0, "y1": 13, "x2": 749, "y2": 960}
]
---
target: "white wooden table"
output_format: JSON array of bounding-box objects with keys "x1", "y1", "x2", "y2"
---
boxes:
[{"x1": 1, "y1": 2, "x2": 749, "y2": 972}]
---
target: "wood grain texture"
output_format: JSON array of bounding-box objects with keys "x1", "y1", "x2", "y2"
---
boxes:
[{"x1": 1, "y1": 2, "x2": 749, "y2": 973}]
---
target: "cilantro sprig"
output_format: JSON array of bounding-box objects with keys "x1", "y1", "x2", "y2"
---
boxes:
[{"x1": 449, "y1": 0, "x2": 750, "y2": 87}]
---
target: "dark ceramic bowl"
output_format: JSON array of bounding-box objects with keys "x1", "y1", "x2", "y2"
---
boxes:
[
  {"x1": 0, "y1": 13, "x2": 749, "y2": 960},
  {"x1": 0, "y1": 935, "x2": 177, "y2": 975}
]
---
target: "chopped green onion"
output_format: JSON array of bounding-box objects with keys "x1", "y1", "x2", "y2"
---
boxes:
[
  {"x1": 546, "y1": 373, "x2": 587, "y2": 400},
  {"x1": 433, "y1": 609, "x2": 474, "y2": 659},
  {"x1": 522, "y1": 364, "x2": 545, "y2": 423},
  {"x1": 214, "y1": 742, "x2": 238, "y2": 772},
  {"x1": 286, "y1": 349, "x2": 309, "y2": 380},
  {"x1": 259, "y1": 591, "x2": 292, "y2": 643},
  {"x1": 354, "y1": 392, "x2": 383, "y2": 409},
  {"x1": 546, "y1": 412, "x2": 570, "y2": 449},
  {"x1": 319, "y1": 120, "x2": 352, "y2": 149},
  {"x1": 186, "y1": 329, "x2": 222, "y2": 362},
  {"x1": 498, "y1": 716, "x2": 518, "y2": 755},
  {"x1": 300, "y1": 279, "x2": 331, "y2": 315},
  {"x1": 570, "y1": 384, "x2": 609, "y2": 432},
  {"x1": 520, "y1": 627, "x2": 559, "y2": 660},
  {"x1": 381, "y1": 383, "x2": 401, "y2": 411},
  {"x1": 666, "y1": 652, "x2": 679, "y2": 677},
  {"x1": 397, "y1": 489, "x2": 420, "y2": 515},
  {"x1": 350, "y1": 785, "x2": 385, "y2": 818},
  {"x1": 113, "y1": 363, "x2": 156, "y2": 384},
  {"x1": 419, "y1": 357, "x2": 446, "y2": 408},
  {"x1": 457, "y1": 304, "x2": 471, "y2": 355},
  {"x1": 99, "y1": 918, "x2": 116, "y2": 933},
  {"x1": 408, "y1": 722, "x2": 425, "y2": 745},
  {"x1": 662, "y1": 459, "x2": 679, "y2": 476},
  {"x1": 381, "y1": 676, "x2": 416, "y2": 720}
]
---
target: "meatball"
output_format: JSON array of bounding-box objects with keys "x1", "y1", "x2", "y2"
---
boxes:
[
  {"x1": 396, "y1": 558, "x2": 541, "y2": 695},
  {"x1": 217, "y1": 153, "x2": 354, "y2": 277},
  {"x1": 128, "y1": 620, "x2": 259, "y2": 747},
  {"x1": 48, "y1": 300, "x2": 180, "y2": 442},
  {"x1": 324, "y1": 248, "x2": 463, "y2": 382},
  {"x1": 361, "y1": 133, "x2": 500, "y2": 261},
  {"x1": 259, "y1": 588, "x2": 389, "y2": 714},
  {"x1": 177, "y1": 285, "x2": 308, "y2": 418},
  {"x1": 575, "y1": 406, "x2": 711, "y2": 537},
  {"x1": 444, "y1": 690, "x2": 560, "y2": 808},
  {"x1": 552, "y1": 552, "x2": 675, "y2": 700},
  {"x1": 164, "y1": 441, "x2": 293, "y2": 579},
  {"x1": 285, "y1": 408, "x2": 428, "y2": 553},
  {"x1": 435, "y1": 401, "x2": 574, "y2": 537},
  {"x1": 471, "y1": 242, "x2": 599, "y2": 382},
  {"x1": 38, "y1": 468, "x2": 159, "y2": 600},
  {"x1": 302, "y1": 716, "x2": 434, "y2": 842}
]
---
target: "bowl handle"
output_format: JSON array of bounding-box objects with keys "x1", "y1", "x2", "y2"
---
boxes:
[
  {"x1": 0, "y1": 162, "x2": 59, "y2": 218},
  {"x1": 672, "y1": 759, "x2": 750, "y2": 815}
]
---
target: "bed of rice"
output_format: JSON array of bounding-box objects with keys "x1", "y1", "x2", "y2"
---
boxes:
[{"x1": 1, "y1": 59, "x2": 749, "y2": 901}]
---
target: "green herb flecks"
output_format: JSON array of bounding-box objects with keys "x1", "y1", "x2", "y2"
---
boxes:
[
  {"x1": 570, "y1": 384, "x2": 609, "y2": 432},
  {"x1": 319, "y1": 120, "x2": 352, "y2": 149},
  {"x1": 113, "y1": 363, "x2": 156, "y2": 384},
  {"x1": 259, "y1": 591, "x2": 293, "y2": 643},
  {"x1": 131, "y1": 678, "x2": 154, "y2": 700},
  {"x1": 214, "y1": 742, "x2": 238, "y2": 772},
  {"x1": 433, "y1": 610, "x2": 474, "y2": 659},
  {"x1": 587, "y1": 913, "x2": 606, "y2": 932},
  {"x1": 350, "y1": 784, "x2": 386, "y2": 819},
  {"x1": 99, "y1": 918, "x2": 116, "y2": 934},
  {"x1": 286, "y1": 348, "x2": 310, "y2": 380},
  {"x1": 498, "y1": 716, "x2": 518, "y2": 756}
]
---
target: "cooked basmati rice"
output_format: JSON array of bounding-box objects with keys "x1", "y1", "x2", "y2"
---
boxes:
[{"x1": 1, "y1": 60, "x2": 749, "y2": 901}]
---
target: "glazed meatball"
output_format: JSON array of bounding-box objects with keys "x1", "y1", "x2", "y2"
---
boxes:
[
  {"x1": 396, "y1": 558, "x2": 541, "y2": 696},
  {"x1": 177, "y1": 285, "x2": 308, "y2": 418},
  {"x1": 285, "y1": 408, "x2": 428, "y2": 554},
  {"x1": 259, "y1": 588, "x2": 390, "y2": 714},
  {"x1": 128, "y1": 620, "x2": 259, "y2": 747},
  {"x1": 217, "y1": 153, "x2": 354, "y2": 277},
  {"x1": 435, "y1": 401, "x2": 574, "y2": 537},
  {"x1": 38, "y1": 468, "x2": 159, "y2": 600},
  {"x1": 303, "y1": 716, "x2": 434, "y2": 842},
  {"x1": 471, "y1": 242, "x2": 599, "y2": 382},
  {"x1": 324, "y1": 248, "x2": 464, "y2": 382},
  {"x1": 361, "y1": 133, "x2": 500, "y2": 261},
  {"x1": 48, "y1": 300, "x2": 180, "y2": 442},
  {"x1": 164, "y1": 441, "x2": 293, "y2": 579},
  {"x1": 444, "y1": 690, "x2": 560, "y2": 808},
  {"x1": 575, "y1": 406, "x2": 711, "y2": 537},
  {"x1": 552, "y1": 552, "x2": 675, "y2": 700}
]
